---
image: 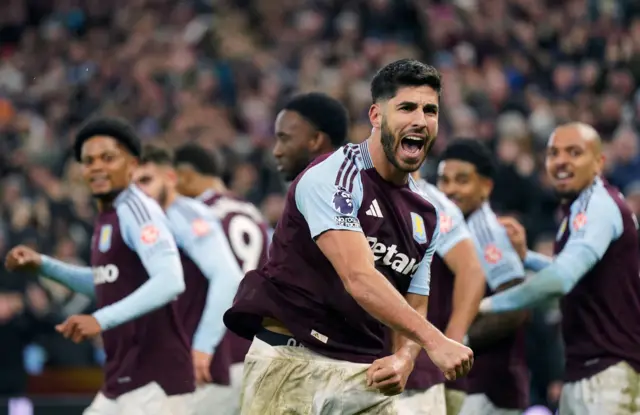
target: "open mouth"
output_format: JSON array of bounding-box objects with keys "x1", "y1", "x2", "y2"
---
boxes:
[
  {"x1": 400, "y1": 135, "x2": 426, "y2": 156},
  {"x1": 90, "y1": 175, "x2": 110, "y2": 187},
  {"x1": 554, "y1": 171, "x2": 574, "y2": 183}
]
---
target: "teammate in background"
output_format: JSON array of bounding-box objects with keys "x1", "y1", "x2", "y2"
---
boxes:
[
  {"x1": 273, "y1": 92, "x2": 350, "y2": 181},
  {"x1": 131, "y1": 144, "x2": 244, "y2": 400},
  {"x1": 174, "y1": 144, "x2": 270, "y2": 274},
  {"x1": 481, "y1": 123, "x2": 640, "y2": 415},
  {"x1": 437, "y1": 139, "x2": 529, "y2": 415},
  {"x1": 5, "y1": 117, "x2": 194, "y2": 415},
  {"x1": 399, "y1": 171, "x2": 486, "y2": 415},
  {"x1": 224, "y1": 59, "x2": 473, "y2": 414},
  {"x1": 173, "y1": 143, "x2": 270, "y2": 415}
]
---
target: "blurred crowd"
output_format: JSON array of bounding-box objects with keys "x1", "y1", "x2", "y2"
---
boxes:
[{"x1": 0, "y1": 0, "x2": 638, "y2": 410}]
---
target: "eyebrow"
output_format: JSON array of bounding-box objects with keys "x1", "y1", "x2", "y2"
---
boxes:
[{"x1": 396, "y1": 101, "x2": 439, "y2": 112}]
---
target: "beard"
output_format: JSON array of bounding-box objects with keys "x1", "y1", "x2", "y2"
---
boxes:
[
  {"x1": 381, "y1": 118, "x2": 403, "y2": 171},
  {"x1": 158, "y1": 184, "x2": 169, "y2": 207},
  {"x1": 554, "y1": 188, "x2": 580, "y2": 202},
  {"x1": 92, "y1": 188, "x2": 125, "y2": 203},
  {"x1": 285, "y1": 149, "x2": 312, "y2": 182},
  {"x1": 380, "y1": 117, "x2": 424, "y2": 173}
]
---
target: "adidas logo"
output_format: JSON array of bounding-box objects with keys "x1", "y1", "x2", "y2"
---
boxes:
[{"x1": 366, "y1": 199, "x2": 383, "y2": 218}]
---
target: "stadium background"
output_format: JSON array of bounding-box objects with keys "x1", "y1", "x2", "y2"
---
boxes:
[{"x1": 0, "y1": 0, "x2": 639, "y2": 413}]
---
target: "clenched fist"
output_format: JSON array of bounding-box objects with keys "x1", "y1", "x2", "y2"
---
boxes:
[
  {"x1": 426, "y1": 336, "x2": 474, "y2": 381},
  {"x1": 366, "y1": 352, "x2": 414, "y2": 396},
  {"x1": 5, "y1": 245, "x2": 42, "y2": 272}
]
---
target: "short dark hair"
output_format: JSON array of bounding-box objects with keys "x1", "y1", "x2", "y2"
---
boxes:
[
  {"x1": 140, "y1": 143, "x2": 174, "y2": 166},
  {"x1": 439, "y1": 139, "x2": 496, "y2": 179},
  {"x1": 174, "y1": 143, "x2": 222, "y2": 177},
  {"x1": 283, "y1": 92, "x2": 349, "y2": 148},
  {"x1": 74, "y1": 116, "x2": 141, "y2": 161},
  {"x1": 370, "y1": 59, "x2": 442, "y2": 103}
]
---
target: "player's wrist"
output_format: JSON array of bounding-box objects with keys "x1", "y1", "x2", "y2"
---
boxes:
[
  {"x1": 38, "y1": 255, "x2": 54, "y2": 271},
  {"x1": 418, "y1": 324, "x2": 448, "y2": 352}
]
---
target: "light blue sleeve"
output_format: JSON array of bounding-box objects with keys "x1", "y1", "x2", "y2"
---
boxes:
[
  {"x1": 408, "y1": 212, "x2": 440, "y2": 296},
  {"x1": 524, "y1": 250, "x2": 553, "y2": 271},
  {"x1": 436, "y1": 203, "x2": 472, "y2": 257},
  {"x1": 295, "y1": 157, "x2": 364, "y2": 239},
  {"x1": 488, "y1": 193, "x2": 623, "y2": 312},
  {"x1": 472, "y1": 223, "x2": 525, "y2": 291},
  {"x1": 39, "y1": 256, "x2": 95, "y2": 297},
  {"x1": 168, "y1": 199, "x2": 243, "y2": 354},
  {"x1": 267, "y1": 227, "x2": 275, "y2": 246},
  {"x1": 92, "y1": 189, "x2": 185, "y2": 331}
]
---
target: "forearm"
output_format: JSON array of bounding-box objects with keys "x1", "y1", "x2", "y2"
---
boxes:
[
  {"x1": 93, "y1": 254, "x2": 184, "y2": 330},
  {"x1": 192, "y1": 274, "x2": 241, "y2": 354},
  {"x1": 392, "y1": 294, "x2": 428, "y2": 361},
  {"x1": 446, "y1": 267, "x2": 485, "y2": 340},
  {"x1": 524, "y1": 250, "x2": 553, "y2": 272},
  {"x1": 487, "y1": 246, "x2": 595, "y2": 313},
  {"x1": 392, "y1": 331, "x2": 422, "y2": 363},
  {"x1": 346, "y1": 273, "x2": 442, "y2": 352},
  {"x1": 40, "y1": 256, "x2": 95, "y2": 297}
]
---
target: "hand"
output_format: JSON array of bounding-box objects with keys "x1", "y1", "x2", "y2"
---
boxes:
[
  {"x1": 5, "y1": 245, "x2": 43, "y2": 272},
  {"x1": 426, "y1": 336, "x2": 474, "y2": 381},
  {"x1": 366, "y1": 352, "x2": 414, "y2": 396},
  {"x1": 498, "y1": 217, "x2": 527, "y2": 260},
  {"x1": 192, "y1": 350, "x2": 213, "y2": 385},
  {"x1": 56, "y1": 315, "x2": 102, "y2": 343}
]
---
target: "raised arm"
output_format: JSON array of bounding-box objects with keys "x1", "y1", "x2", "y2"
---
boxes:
[
  {"x1": 482, "y1": 195, "x2": 624, "y2": 313},
  {"x1": 40, "y1": 257, "x2": 95, "y2": 297},
  {"x1": 5, "y1": 246, "x2": 95, "y2": 297}
]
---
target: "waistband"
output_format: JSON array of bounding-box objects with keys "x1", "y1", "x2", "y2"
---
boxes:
[{"x1": 256, "y1": 328, "x2": 304, "y2": 348}]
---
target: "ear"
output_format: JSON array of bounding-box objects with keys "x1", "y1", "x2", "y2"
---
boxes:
[
  {"x1": 596, "y1": 153, "x2": 605, "y2": 174},
  {"x1": 369, "y1": 103, "x2": 382, "y2": 129},
  {"x1": 481, "y1": 177, "x2": 494, "y2": 199},
  {"x1": 308, "y1": 132, "x2": 328, "y2": 154},
  {"x1": 126, "y1": 158, "x2": 139, "y2": 180},
  {"x1": 165, "y1": 167, "x2": 178, "y2": 185}
]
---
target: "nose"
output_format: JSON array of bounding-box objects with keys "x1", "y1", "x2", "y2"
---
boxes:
[
  {"x1": 439, "y1": 182, "x2": 455, "y2": 199},
  {"x1": 88, "y1": 159, "x2": 105, "y2": 173},
  {"x1": 272, "y1": 141, "x2": 283, "y2": 159},
  {"x1": 552, "y1": 152, "x2": 571, "y2": 169},
  {"x1": 411, "y1": 112, "x2": 428, "y2": 132}
]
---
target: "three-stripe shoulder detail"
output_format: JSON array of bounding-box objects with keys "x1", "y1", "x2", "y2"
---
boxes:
[
  {"x1": 116, "y1": 189, "x2": 152, "y2": 225},
  {"x1": 334, "y1": 144, "x2": 364, "y2": 193}
]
